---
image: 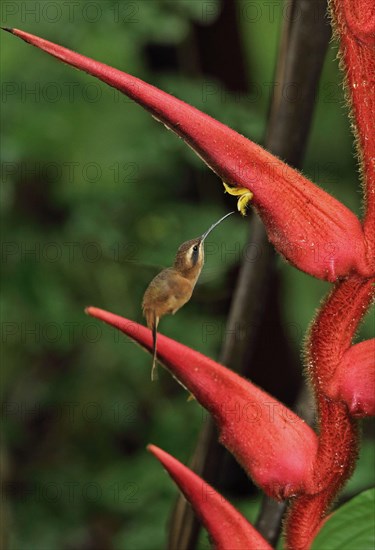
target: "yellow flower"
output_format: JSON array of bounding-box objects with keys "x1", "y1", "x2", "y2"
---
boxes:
[{"x1": 223, "y1": 182, "x2": 253, "y2": 216}]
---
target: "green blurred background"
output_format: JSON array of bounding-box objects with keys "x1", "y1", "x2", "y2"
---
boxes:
[{"x1": 1, "y1": 1, "x2": 373, "y2": 549}]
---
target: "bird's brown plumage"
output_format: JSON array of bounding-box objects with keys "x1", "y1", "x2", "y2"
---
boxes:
[
  {"x1": 142, "y1": 256, "x2": 200, "y2": 380},
  {"x1": 142, "y1": 212, "x2": 233, "y2": 380}
]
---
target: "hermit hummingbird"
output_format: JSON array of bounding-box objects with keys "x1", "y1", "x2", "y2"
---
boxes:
[{"x1": 142, "y1": 211, "x2": 234, "y2": 380}]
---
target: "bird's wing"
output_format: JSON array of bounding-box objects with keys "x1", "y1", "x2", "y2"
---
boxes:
[{"x1": 143, "y1": 269, "x2": 193, "y2": 315}]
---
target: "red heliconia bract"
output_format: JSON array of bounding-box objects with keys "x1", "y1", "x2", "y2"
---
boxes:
[
  {"x1": 86, "y1": 306, "x2": 318, "y2": 500},
  {"x1": 147, "y1": 445, "x2": 272, "y2": 550},
  {"x1": 326, "y1": 339, "x2": 375, "y2": 417},
  {"x1": 2, "y1": 27, "x2": 373, "y2": 283}
]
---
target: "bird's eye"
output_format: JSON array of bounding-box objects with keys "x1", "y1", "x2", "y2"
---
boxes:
[{"x1": 193, "y1": 245, "x2": 198, "y2": 252}]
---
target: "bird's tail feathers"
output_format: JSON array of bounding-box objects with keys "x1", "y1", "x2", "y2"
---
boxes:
[
  {"x1": 144, "y1": 309, "x2": 159, "y2": 381},
  {"x1": 151, "y1": 320, "x2": 158, "y2": 381}
]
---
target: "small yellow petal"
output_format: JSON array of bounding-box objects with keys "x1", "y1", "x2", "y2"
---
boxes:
[
  {"x1": 223, "y1": 181, "x2": 249, "y2": 196},
  {"x1": 223, "y1": 181, "x2": 253, "y2": 216},
  {"x1": 238, "y1": 193, "x2": 252, "y2": 216}
]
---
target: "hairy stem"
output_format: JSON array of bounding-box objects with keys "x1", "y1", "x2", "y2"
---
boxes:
[{"x1": 285, "y1": 276, "x2": 375, "y2": 549}]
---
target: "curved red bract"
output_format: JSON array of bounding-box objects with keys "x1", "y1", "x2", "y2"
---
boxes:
[
  {"x1": 326, "y1": 338, "x2": 375, "y2": 417},
  {"x1": 148, "y1": 445, "x2": 272, "y2": 550},
  {"x1": 86, "y1": 306, "x2": 318, "y2": 500},
  {"x1": 2, "y1": 27, "x2": 372, "y2": 283}
]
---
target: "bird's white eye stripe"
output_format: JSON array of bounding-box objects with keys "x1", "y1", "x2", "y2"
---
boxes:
[{"x1": 191, "y1": 244, "x2": 200, "y2": 266}]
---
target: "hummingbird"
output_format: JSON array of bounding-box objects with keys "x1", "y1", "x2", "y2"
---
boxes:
[{"x1": 142, "y1": 211, "x2": 234, "y2": 381}]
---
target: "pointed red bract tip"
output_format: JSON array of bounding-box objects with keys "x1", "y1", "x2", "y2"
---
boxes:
[
  {"x1": 326, "y1": 339, "x2": 375, "y2": 417},
  {"x1": 5, "y1": 28, "x2": 372, "y2": 282},
  {"x1": 87, "y1": 307, "x2": 318, "y2": 498},
  {"x1": 148, "y1": 445, "x2": 272, "y2": 550}
]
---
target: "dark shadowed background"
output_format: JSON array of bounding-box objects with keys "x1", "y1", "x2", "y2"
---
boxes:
[{"x1": 1, "y1": 1, "x2": 374, "y2": 549}]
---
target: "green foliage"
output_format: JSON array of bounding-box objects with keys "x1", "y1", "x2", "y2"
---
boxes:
[{"x1": 311, "y1": 489, "x2": 375, "y2": 550}]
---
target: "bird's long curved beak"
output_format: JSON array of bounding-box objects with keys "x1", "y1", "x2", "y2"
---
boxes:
[{"x1": 200, "y1": 211, "x2": 235, "y2": 242}]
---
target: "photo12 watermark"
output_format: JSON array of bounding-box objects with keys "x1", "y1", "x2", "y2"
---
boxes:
[{"x1": 1, "y1": 2, "x2": 140, "y2": 25}]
